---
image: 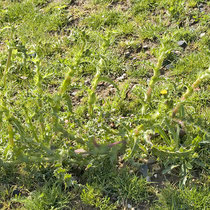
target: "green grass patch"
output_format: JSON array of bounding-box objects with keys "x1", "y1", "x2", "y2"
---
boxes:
[{"x1": 0, "y1": 0, "x2": 209, "y2": 209}]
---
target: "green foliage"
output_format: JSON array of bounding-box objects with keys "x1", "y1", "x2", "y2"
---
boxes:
[
  {"x1": 0, "y1": 0, "x2": 209, "y2": 209},
  {"x1": 111, "y1": 171, "x2": 150, "y2": 204},
  {"x1": 81, "y1": 184, "x2": 116, "y2": 209},
  {"x1": 14, "y1": 182, "x2": 75, "y2": 210},
  {"x1": 83, "y1": 9, "x2": 127, "y2": 30},
  {"x1": 153, "y1": 183, "x2": 210, "y2": 209}
]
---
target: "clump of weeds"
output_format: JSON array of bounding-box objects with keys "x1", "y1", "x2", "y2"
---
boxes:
[{"x1": 0, "y1": 0, "x2": 209, "y2": 209}]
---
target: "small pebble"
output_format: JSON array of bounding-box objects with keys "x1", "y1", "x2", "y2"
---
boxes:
[
  {"x1": 143, "y1": 45, "x2": 149, "y2": 50},
  {"x1": 20, "y1": 76, "x2": 28, "y2": 80},
  {"x1": 198, "y1": 4, "x2": 204, "y2": 12},
  {"x1": 177, "y1": 40, "x2": 187, "y2": 48},
  {"x1": 74, "y1": 148, "x2": 87, "y2": 154},
  {"x1": 146, "y1": 176, "x2": 151, "y2": 182},
  {"x1": 28, "y1": 52, "x2": 36, "y2": 58},
  {"x1": 200, "y1": 33, "x2": 205, "y2": 38},
  {"x1": 125, "y1": 51, "x2": 131, "y2": 58},
  {"x1": 165, "y1": 64, "x2": 174, "y2": 70},
  {"x1": 12, "y1": 189, "x2": 21, "y2": 196},
  {"x1": 116, "y1": 73, "x2": 127, "y2": 81},
  {"x1": 127, "y1": 204, "x2": 132, "y2": 209},
  {"x1": 71, "y1": 91, "x2": 77, "y2": 96},
  {"x1": 140, "y1": 164, "x2": 148, "y2": 177},
  {"x1": 173, "y1": 50, "x2": 181, "y2": 56},
  {"x1": 109, "y1": 88, "x2": 115, "y2": 94}
]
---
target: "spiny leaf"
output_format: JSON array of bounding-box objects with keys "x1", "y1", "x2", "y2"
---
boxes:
[{"x1": 155, "y1": 125, "x2": 171, "y2": 146}]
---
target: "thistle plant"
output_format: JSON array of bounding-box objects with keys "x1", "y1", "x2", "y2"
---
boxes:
[
  {"x1": 88, "y1": 59, "x2": 119, "y2": 117},
  {"x1": 1, "y1": 26, "x2": 17, "y2": 88},
  {"x1": 142, "y1": 42, "x2": 170, "y2": 114},
  {"x1": 59, "y1": 68, "x2": 75, "y2": 96},
  {"x1": 172, "y1": 67, "x2": 210, "y2": 117},
  {"x1": 2, "y1": 45, "x2": 14, "y2": 87},
  {"x1": 145, "y1": 51, "x2": 166, "y2": 102},
  {"x1": 88, "y1": 65, "x2": 101, "y2": 116},
  {"x1": 59, "y1": 40, "x2": 85, "y2": 96}
]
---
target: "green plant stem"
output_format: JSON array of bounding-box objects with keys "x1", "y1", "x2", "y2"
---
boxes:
[
  {"x1": 2, "y1": 48, "x2": 13, "y2": 87},
  {"x1": 23, "y1": 106, "x2": 39, "y2": 142},
  {"x1": 8, "y1": 123, "x2": 14, "y2": 147},
  {"x1": 88, "y1": 68, "x2": 101, "y2": 116},
  {"x1": 172, "y1": 68, "x2": 210, "y2": 117},
  {"x1": 142, "y1": 51, "x2": 167, "y2": 114},
  {"x1": 59, "y1": 68, "x2": 74, "y2": 95},
  {"x1": 146, "y1": 51, "x2": 165, "y2": 102}
]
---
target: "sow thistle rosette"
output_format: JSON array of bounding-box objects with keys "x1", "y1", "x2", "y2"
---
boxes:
[{"x1": 131, "y1": 66, "x2": 209, "y2": 181}]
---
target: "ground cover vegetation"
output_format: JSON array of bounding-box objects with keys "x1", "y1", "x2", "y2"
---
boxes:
[{"x1": 0, "y1": 0, "x2": 209, "y2": 209}]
